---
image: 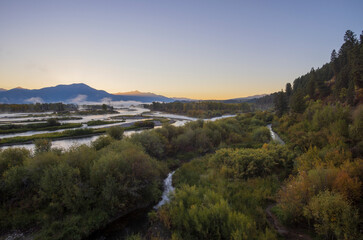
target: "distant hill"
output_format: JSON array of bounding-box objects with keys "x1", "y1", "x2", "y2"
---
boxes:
[
  {"x1": 0, "y1": 83, "x2": 174, "y2": 104},
  {"x1": 0, "y1": 88, "x2": 7, "y2": 92},
  {"x1": 223, "y1": 94, "x2": 268, "y2": 103},
  {"x1": 172, "y1": 97, "x2": 197, "y2": 102},
  {"x1": 113, "y1": 90, "x2": 173, "y2": 102},
  {"x1": 114, "y1": 90, "x2": 156, "y2": 96}
]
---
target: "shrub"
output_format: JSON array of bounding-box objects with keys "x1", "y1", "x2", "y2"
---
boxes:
[
  {"x1": 34, "y1": 138, "x2": 52, "y2": 153},
  {"x1": 130, "y1": 131, "x2": 166, "y2": 158},
  {"x1": 252, "y1": 126, "x2": 271, "y2": 143},
  {"x1": 92, "y1": 135, "x2": 112, "y2": 150},
  {"x1": 303, "y1": 191, "x2": 359, "y2": 240},
  {"x1": 47, "y1": 118, "x2": 60, "y2": 126},
  {"x1": 0, "y1": 147, "x2": 30, "y2": 175},
  {"x1": 106, "y1": 126, "x2": 124, "y2": 140},
  {"x1": 166, "y1": 185, "x2": 258, "y2": 240}
]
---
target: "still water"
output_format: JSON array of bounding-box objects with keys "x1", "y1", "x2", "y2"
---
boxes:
[{"x1": 0, "y1": 110, "x2": 236, "y2": 152}]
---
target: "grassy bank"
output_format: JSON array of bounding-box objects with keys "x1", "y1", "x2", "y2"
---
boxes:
[
  {"x1": 86, "y1": 120, "x2": 124, "y2": 126},
  {"x1": 0, "y1": 123, "x2": 82, "y2": 134},
  {"x1": 0, "y1": 120, "x2": 157, "y2": 145},
  {"x1": 0, "y1": 128, "x2": 102, "y2": 145}
]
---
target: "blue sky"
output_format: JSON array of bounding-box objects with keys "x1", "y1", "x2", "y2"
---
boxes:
[{"x1": 0, "y1": 0, "x2": 362, "y2": 99}]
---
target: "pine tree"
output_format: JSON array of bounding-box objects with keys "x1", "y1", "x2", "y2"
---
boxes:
[
  {"x1": 308, "y1": 68, "x2": 316, "y2": 98},
  {"x1": 274, "y1": 90, "x2": 288, "y2": 117},
  {"x1": 286, "y1": 83, "x2": 292, "y2": 98},
  {"x1": 331, "y1": 49, "x2": 338, "y2": 75},
  {"x1": 347, "y1": 79, "x2": 355, "y2": 105},
  {"x1": 290, "y1": 90, "x2": 306, "y2": 113}
]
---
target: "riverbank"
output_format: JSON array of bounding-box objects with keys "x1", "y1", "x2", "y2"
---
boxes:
[
  {"x1": 0, "y1": 120, "x2": 160, "y2": 147},
  {"x1": 0, "y1": 122, "x2": 83, "y2": 134}
]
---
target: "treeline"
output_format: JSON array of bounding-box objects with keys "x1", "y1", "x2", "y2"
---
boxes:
[
  {"x1": 0, "y1": 118, "x2": 82, "y2": 134},
  {"x1": 144, "y1": 101, "x2": 251, "y2": 118},
  {"x1": 259, "y1": 30, "x2": 363, "y2": 240},
  {"x1": 0, "y1": 103, "x2": 77, "y2": 113},
  {"x1": 248, "y1": 93, "x2": 277, "y2": 110},
  {"x1": 257, "y1": 30, "x2": 362, "y2": 115},
  {"x1": 0, "y1": 112, "x2": 272, "y2": 239}
]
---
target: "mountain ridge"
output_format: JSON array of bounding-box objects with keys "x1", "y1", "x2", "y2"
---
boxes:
[
  {"x1": 0, "y1": 83, "x2": 268, "y2": 104},
  {"x1": 0, "y1": 83, "x2": 174, "y2": 104}
]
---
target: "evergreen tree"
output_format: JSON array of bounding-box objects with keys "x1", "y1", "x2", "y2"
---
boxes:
[
  {"x1": 331, "y1": 49, "x2": 338, "y2": 75},
  {"x1": 308, "y1": 68, "x2": 316, "y2": 98},
  {"x1": 351, "y1": 31, "x2": 363, "y2": 89},
  {"x1": 274, "y1": 90, "x2": 288, "y2": 117},
  {"x1": 316, "y1": 76, "x2": 330, "y2": 98},
  {"x1": 344, "y1": 30, "x2": 357, "y2": 46},
  {"x1": 347, "y1": 79, "x2": 355, "y2": 105},
  {"x1": 285, "y1": 83, "x2": 292, "y2": 98},
  {"x1": 290, "y1": 90, "x2": 306, "y2": 113}
]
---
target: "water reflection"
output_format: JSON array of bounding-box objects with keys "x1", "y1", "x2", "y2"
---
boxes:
[
  {"x1": 267, "y1": 124, "x2": 285, "y2": 145},
  {"x1": 0, "y1": 111, "x2": 237, "y2": 152}
]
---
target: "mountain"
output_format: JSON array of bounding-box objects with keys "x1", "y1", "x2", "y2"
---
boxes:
[
  {"x1": 113, "y1": 90, "x2": 173, "y2": 102},
  {"x1": 0, "y1": 84, "x2": 272, "y2": 104},
  {"x1": 0, "y1": 83, "x2": 174, "y2": 104},
  {"x1": 114, "y1": 90, "x2": 156, "y2": 96},
  {"x1": 14, "y1": 87, "x2": 28, "y2": 90},
  {"x1": 0, "y1": 88, "x2": 6, "y2": 92},
  {"x1": 172, "y1": 97, "x2": 197, "y2": 102},
  {"x1": 223, "y1": 94, "x2": 268, "y2": 103}
]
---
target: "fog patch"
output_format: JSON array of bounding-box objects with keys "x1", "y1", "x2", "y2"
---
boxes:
[
  {"x1": 25, "y1": 97, "x2": 44, "y2": 103},
  {"x1": 68, "y1": 94, "x2": 88, "y2": 104},
  {"x1": 77, "y1": 100, "x2": 150, "y2": 108}
]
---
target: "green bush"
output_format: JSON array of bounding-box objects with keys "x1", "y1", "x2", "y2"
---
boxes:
[
  {"x1": 252, "y1": 126, "x2": 271, "y2": 143},
  {"x1": 130, "y1": 131, "x2": 166, "y2": 158},
  {"x1": 166, "y1": 185, "x2": 258, "y2": 240},
  {"x1": 303, "y1": 191, "x2": 360, "y2": 240},
  {"x1": 0, "y1": 148, "x2": 30, "y2": 175},
  {"x1": 92, "y1": 135, "x2": 112, "y2": 150},
  {"x1": 106, "y1": 126, "x2": 124, "y2": 140},
  {"x1": 34, "y1": 138, "x2": 52, "y2": 153}
]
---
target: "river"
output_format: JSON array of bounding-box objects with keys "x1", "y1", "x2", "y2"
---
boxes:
[
  {"x1": 90, "y1": 124, "x2": 283, "y2": 239},
  {"x1": 89, "y1": 172, "x2": 176, "y2": 240},
  {"x1": 0, "y1": 111, "x2": 236, "y2": 152},
  {"x1": 1, "y1": 116, "x2": 282, "y2": 239},
  {"x1": 267, "y1": 124, "x2": 285, "y2": 145}
]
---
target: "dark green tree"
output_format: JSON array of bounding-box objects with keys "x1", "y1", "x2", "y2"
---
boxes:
[
  {"x1": 290, "y1": 90, "x2": 306, "y2": 113},
  {"x1": 285, "y1": 83, "x2": 292, "y2": 98},
  {"x1": 347, "y1": 79, "x2": 355, "y2": 105},
  {"x1": 331, "y1": 49, "x2": 338, "y2": 75},
  {"x1": 274, "y1": 90, "x2": 288, "y2": 117},
  {"x1": 102, "y1": 104, "x2": 107, "y2": 111},
  {"x1": 351, "y1": 31, "x2": 363, "y2": 89},
  {"x1": 308, "y1": 68, "x2": 316, "y2": 98},
  {"x1": 344, "y1": 30, "x2": 357, "y2": 46}
]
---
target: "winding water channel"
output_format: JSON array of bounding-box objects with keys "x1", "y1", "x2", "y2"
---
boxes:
[
  {"x1": 0, "y1": 109, "x2": 236, "y2": 152},
  {"x1": 267, "y1": 124, "x2": 285, "y2": 145},
  {"x1": 89, "y1": 124, "x2": 284, "y2": 239},
  {"x1": 1, "y1": 112, "x2": 284, "y2": 239}
]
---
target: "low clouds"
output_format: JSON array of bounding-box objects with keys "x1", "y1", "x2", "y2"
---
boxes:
[
  {"x1": 25, "y1": 97, "x2": 44, "y2": 103},
  {"x1": 68, "y1": 94, "x2": 88, "y2": 104},
  {"x1": 101, "y1": 97, "x2": 112, "y2": 103}
]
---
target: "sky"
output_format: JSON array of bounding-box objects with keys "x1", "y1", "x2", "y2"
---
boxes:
[{"x1": 0, "y1": 1, "x2": 362, "y2": 100}]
